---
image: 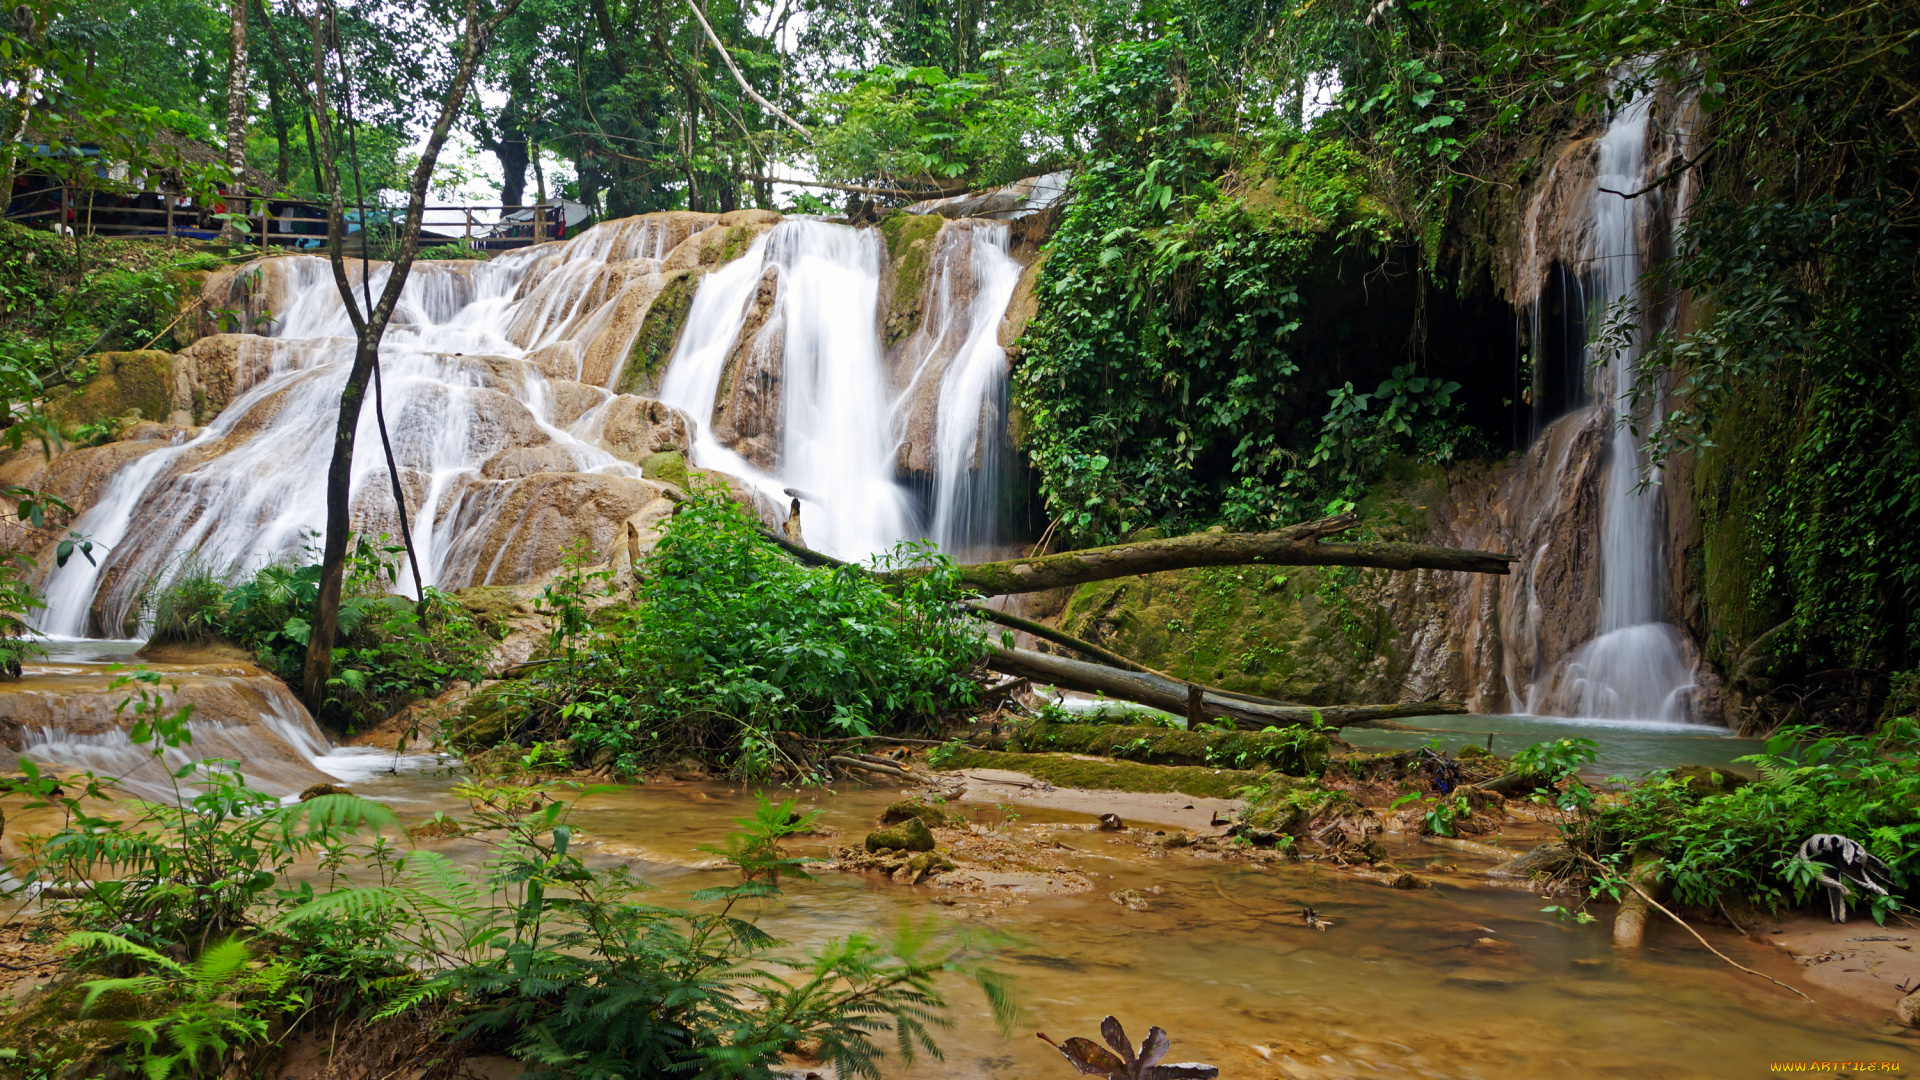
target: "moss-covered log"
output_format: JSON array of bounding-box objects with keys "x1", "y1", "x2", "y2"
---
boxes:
[
  {"x1": 877, "y1": 513, "x2": 1516, "y2": 597},
  {"x1": 987, "y1": 645, "x2": 1464, "y2": 729}
]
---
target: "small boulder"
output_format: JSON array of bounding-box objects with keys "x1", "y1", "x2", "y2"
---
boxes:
[
  {"x1": 640, "y1": 449, "x2": 690, "y2": 488},
  {"x1": 865, "y1": 817, "x2": 936, "y2": 853},
  {"x1": 299, "y1": 783, "x2": 352, "y2": 801},
  {"x1": 1897, "y1": 988, "x2": 1920, "y2": 1027},
  {"x1": 879, "y1": 799, "x2": 952, "y2": 829}
]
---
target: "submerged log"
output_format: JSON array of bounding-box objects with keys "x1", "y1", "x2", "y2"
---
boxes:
[
  {"x1": 986, "y1": 645, "x2": 1465, "y2": 730},
  {"x1": 878, "y1": 513, "x2": 1518, "y2": 597}
]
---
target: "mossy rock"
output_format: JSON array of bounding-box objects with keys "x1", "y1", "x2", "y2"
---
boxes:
[
  {"x1": 299, "y1": 783, "x2": 352, "y2": 801},
  {"x1": 641, "y1": 449, "x2": 689, "y2": 488},
  {"x1": 453, "y1": 584, "x2": 537, "y2": 633},
  {"x1": 0, "y1": 980, "x2": 131, "y2": 1077},
  {"x1": 880, "y1": 799, "x2": 957, "y2": 828},
  {"x1": 1009, "y1": 722, "x2": 1330, "y2": 775},
  {"x1": 46, "y1": 349, "x2": 176, "y2": 431},
  {"x1": 1669, "y1": 764, "x2": 1751, "y2": 798},
  {"x1": 865, "y1": 817, "x2": 936, "y2": 853},
  {"x1": 446, "y1": 682, "x2": 521, "y2": 749},
  {"x1": 934, "y1": 748, "x2": 1280, "y2": 800},
  {"x1": 617, "y1": 268, "x2": 702, "y2": 396},
  {"x1": 877, "y1": 212, "x2": 943, "y2": 345}
]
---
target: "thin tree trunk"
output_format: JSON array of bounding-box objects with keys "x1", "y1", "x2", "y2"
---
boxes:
[
  {"x1": 220, "y1": 0, "x2": 250, "y2": 244},
  {"x1": 875, "y1": 514, "x2": 1517, "y2": 596},
  {"x1": 0, "y1": 8, "x2": 46, "y2": 202},
  {"x1": 295, "y1": 0, "x2": 528, "y2": 708}
]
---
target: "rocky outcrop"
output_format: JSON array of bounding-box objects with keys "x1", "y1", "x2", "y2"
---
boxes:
[
  {"x1": 709, "y1": 266, "x2": 784, "y2": 469},
  {"x1": 432, "y1": 472, "x2": 675, "y2": 589},
  {"x1": 583, "y1": 395, "x2": 692, "y2": 466},
  {"x1": 613, "y1": 268, "x2": 703, "y2": 396}
]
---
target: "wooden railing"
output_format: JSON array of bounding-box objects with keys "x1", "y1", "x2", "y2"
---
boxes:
[{"x1": 3, "y1": 186, "x2": 572, "y2": 250}]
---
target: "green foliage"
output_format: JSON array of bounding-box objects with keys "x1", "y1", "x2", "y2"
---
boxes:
[
  {"x1": 1013, "y1": 42, "x2": 1409, "y2": 540},
  {"x1": 813, "y1": 62, "x2": 1052, "y2": 191},
  {"x1": 0, "y1": 225, "x2": 208, "y2": 378},
  {"x1": 69, "y1": 934, "x2": 301, "y2": 1080},
  {"x1": 141, "y1": 536, "x2": 495, "y2": 728},
  {"x1": 511, "y1": 483, "x2": 987, "y2": 777},
  {"x1": 1571, "y1": 721, "x2": 1920, "y2": 921},
  {"x1": 1635, "y1": 198, "x2": 1920, "y2": 712},
  {"x1": 1510, "y1": 738, "x2": 1601, "y2": 790},
  {"x1": 0, "y1": 552, "x2": 47, "y2": 679},
  {"x1": 10, "y1": 669, "x2": 400, "y2": 952}
]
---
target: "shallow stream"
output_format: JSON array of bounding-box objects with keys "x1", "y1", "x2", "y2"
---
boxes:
[{"x1": 0, "y1": 656, "x2": 1909, "y2": 1078}]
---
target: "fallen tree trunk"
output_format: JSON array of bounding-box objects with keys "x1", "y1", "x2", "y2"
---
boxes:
[
  {"x1": 986, "y1": 645, "x2": 1464, "y2": 729},
  {"x1": 877, "y1": 513, "x2": 1517, "y2": 597}
]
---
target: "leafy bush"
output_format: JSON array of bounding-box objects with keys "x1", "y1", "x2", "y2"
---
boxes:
[
  {"x1": 513, "y1": 483, "x2": 988, "y2": 776},
  {"x1": 0, "y1": 552, "x2": 45, "y2": 679},
  {"x1": 1570, "y1": 721, "x2": 1920, "y2": 922},
  {"x1": 141, "y1": 536, "x2": 495, "y2": 727}
]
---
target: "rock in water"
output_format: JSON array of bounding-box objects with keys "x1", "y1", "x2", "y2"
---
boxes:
[
  {"x1": 879, "y1": 799, "x2": 953, "y2": 828},
  {"x1": 1897, "y1": 989, "x2": 1920, "y2": 1027},
  {"x1": 865, "y1": 817, "x2": 936, "y2": 853},
  {"x1": 300, "y1": 783, "x2": 352, "y2": 801}
]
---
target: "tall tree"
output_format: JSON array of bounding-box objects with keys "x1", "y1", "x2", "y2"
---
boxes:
[
  {"x1": 279, "y1": 0, "x2": 529, "y2": 708},
  {"x1": 219, "y1": 0, "x2": 250, "y2": 243}
]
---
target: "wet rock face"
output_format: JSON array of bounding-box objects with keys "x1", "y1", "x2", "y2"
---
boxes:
[
  {"x1": 434, "y1": 472, "x2": 670, "y2": 589},
  {"x1": 709, "y1": 266, "x2": 784, "y2": 470},
  {"x1": 592, "y1": 395, "x2": 692, "y2": 466}
]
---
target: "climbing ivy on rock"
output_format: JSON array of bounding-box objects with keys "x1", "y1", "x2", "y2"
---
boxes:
[{"x1": 1012, "y1": 37, "x2": 1427, "y2": 542}]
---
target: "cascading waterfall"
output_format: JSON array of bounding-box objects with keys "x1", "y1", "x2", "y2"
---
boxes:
[
  {"x1": 33, "y1": 210, "x2": 1023, "y2": 636},
  {"x1": 36, "y1": 219, "x2": 688, "y2": 635},
  {"x1": 1535, "y1": 86, "x2": 1697, "y2": 721},
  {"x1": 914, "y1": 222, "x2": 1022, "y2": 558}
]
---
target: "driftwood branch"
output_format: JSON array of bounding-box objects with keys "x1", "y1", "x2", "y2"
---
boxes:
[
  {"x1": 740, "y1": 173, "x2": 967, "y2": 200},
  {"x1": 683, "y1": 0, "x2": 813, "y2": 142},
  {"x1": 1572, "y1": 849, "x2": 1820, "y2": 1006},
  {"x1": 874, "y1": 514, "x2": 1517, "y2": 597},
  {"x1": 987, "y1": 645, "x2": 1464, "y2": 730}
]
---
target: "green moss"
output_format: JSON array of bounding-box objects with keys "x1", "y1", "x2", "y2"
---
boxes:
[
  {"x1": 46, "y1": 349, "x2": 176, "y2": 429},
  {"x1": 619, "y1": 269, "x2": 703, "y2": 396},
  {"x1": 933, "y1": 748, "x2": 1276, "y2": 799},
  {"x1": 1693, "y1": 378, "x2": 1795, "y2": 681},
  {"x1": 865, "y1": 817, "x2": 935, "y2": 852},
  {"x1": 717, "y1": 225, "x2": 761, "y2": 264},
  {"x1": 881, "y1": 798, "x2": 961, "y2": 827},
  {"x1": 877, "y1": 212, "x2": 943, "y2": 345},
  {"x1": 641, "y1": 450, "x2": 690, "y2": 488},
  {"x1": 1009, "y1": 722, "x2": 1329, "y2": 774}
]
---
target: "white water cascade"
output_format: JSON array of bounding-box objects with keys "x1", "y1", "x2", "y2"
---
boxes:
[
  {"x1": 32, "y1": 211, "x2": 1024, "y2": 635},
  {"x1": 1536, "y1": 87, "x2": 1698, "y2": 721},
  {"x1": 923, "y1": 222, "x2": 1023, "y2": 558}
]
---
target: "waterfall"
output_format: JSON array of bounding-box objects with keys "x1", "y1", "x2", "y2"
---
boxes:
[
  {"x1": 1532, "y1": 86, "x2": 1698, "y2": 722},
  {"x1": 916, "y1": 222, "x2": 1022, "y2": 558},
  {"x1": 34, "y1": 211, "x2": 1023, "y2": 635}
]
